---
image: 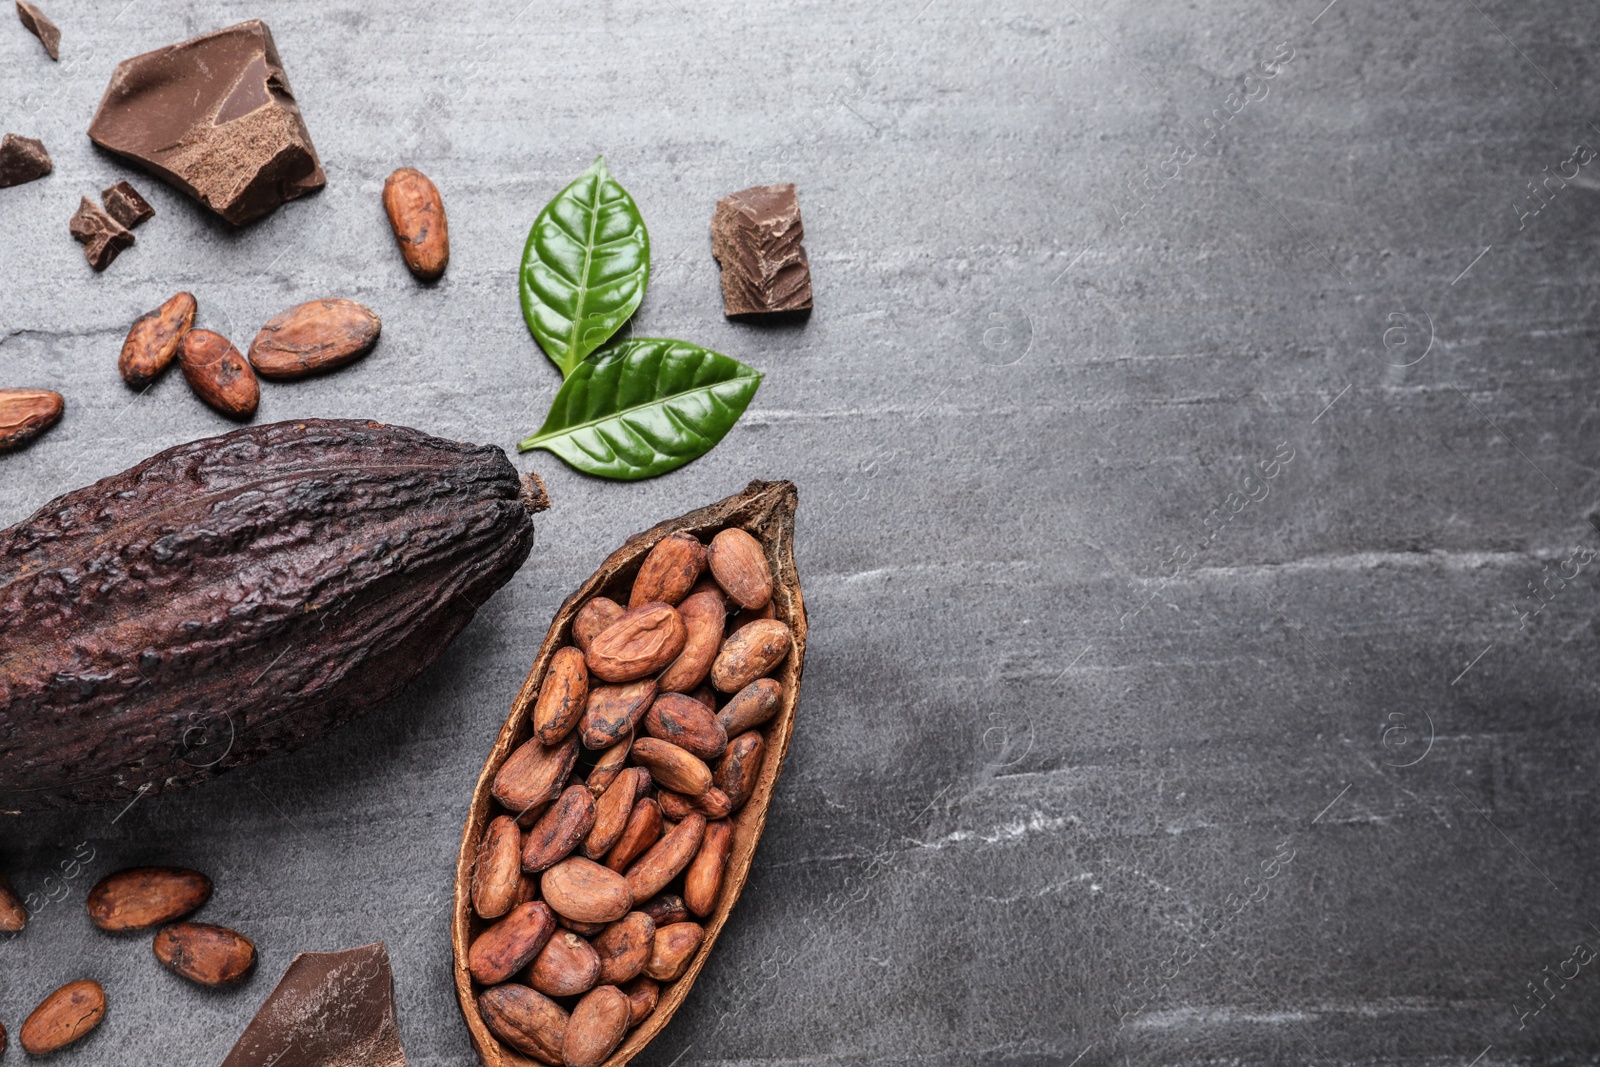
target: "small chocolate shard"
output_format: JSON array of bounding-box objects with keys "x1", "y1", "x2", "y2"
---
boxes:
[
  {"x1": 16, "y1": 1, "x2": 59, "y2": 61},
  {"x1": 0, "y1": 133, "x2": 51, "y2": 188},
  {"x1": 220, "y1": 942, "x2": 406, "y2": 1067},
  {"x1": 101, "y1": 180, "x2": 154, "y2": 228},
  {"x1": 69, "y1": 196, "x2": 133, "y2": 271},
  {"x1": 711, "y1": 183, "x2": 813, "y2": 317},
  {"x1": 87, "y1": 20, "x2": 325, "y2": 226}
]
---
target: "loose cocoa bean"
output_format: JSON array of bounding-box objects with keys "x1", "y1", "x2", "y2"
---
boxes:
[
  {"x1": 493, "y1": 734, "x2": 580, "y2": 816},
  {"x1": 707, "y1": 527, "x2": 771, "y2": 609},
  {"x1": 581, "y1": 678, "x2": 657, "y2": 751},
  {"x1": 87, "y1": 867, "x2": 212, "y2": 931},
  {"x1": 382, "y1": 167, "x2": 450, "y2": 281},
  {"x1": 248, "y1": 299, "x2": 381, "y2": 380},
  {"x1": 527, "y1": 930, "x2": 601, "y2": 997},
  {"x1": 592, "y1": 911, "x2": 655, "y2": 985},
  {"x1": 522, "y1": 785, "x2": 597, "y2": 873},
  {"x1": 0, "y1": 388, "x2": 64, "y2": 452},
  {"x1": 714, "y1": 731, "x2": 765, "y2": 812},
  {"x1": 657, "y1": 590, "x2": 726, "y2": 693},
  {"x1": 622, "y1": 975, "x2": 660, "y2": 1026},
  {"x1": 709, "y1": 619, "x2": 792, "y2": 693},
  {"x1": 684, "y1": 820, "x2": 733, "y2": 917},
  {"x1": 716, "y1": 678, "x2": 782, "y2": 737},
  {"x1": 604, "y1": 797, "x2": 662, "y2": 873},
  {"x1": 468, "y1": 901, "x2": 557, "y2": 985},
  {"x1": 584, "y1": 733, "x2": 632, "y2": 795},
  {"x1": 473, "y1": 815, "x2": 524, "y2": 919},
  {"x1": 541, "y1": 857, "x2": 633, "y2": 924},
  {"x1": 628, "y1": 532, "x2": 705, "y2": 608},
  {"x1": 644, "y1": 693, "x2": 727, "y2": 760},
  {"x1": 572, "y1": 597, "x2": 625, "y2": 652},
  {"x1": 180, "y1": 329, "x2": 258, "y2": 419},
  {"x1": 625, "y1": 813, "x2": 706, "y2": 902},
  {"x1": 20, "y1": 980, "x2": 105, "y2": 1055},
  {"x1": 153, "y1": 921, "x2": 257, "y2": 986},
  {"x1": 586, "y1": 604, "x2": 687, "y2": 683},
  {"x1": 583, "y1": 767, "x2": 643, "y2": 860},
  {"x1": 119, "y1": 292, "x2": 195, "y2": 387},
  {"x1": 645, "y1": 922, "x2": 705, "y2": 982},
  {"x1": 0, "y1": 872, "x2": 26, "y2": 931},
  {"x1": 479, "y1": 984, "x2": 568, "y2": 1066},
  {"x1": 562, "y1": 985, "x2": 630, "y2": 1067},
  {"x1": 534, "y1": 646, "x2": 589, "y2": 745},
  {"x1": 638, "y1": 894, "x2": 690, "y2": 927},
  {"x1": 631, "y1": 737, "x2": 712, "y2": 797}
]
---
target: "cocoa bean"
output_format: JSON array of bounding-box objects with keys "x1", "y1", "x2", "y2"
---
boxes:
[
  {"x1": 572, "y1": 597, "x2": 624, "y2": 652},
  {"x1": 716, "y1": 678, "x2": 782, "y2": 737},
  {"x1": 473, "y1": 815, "x2": 524, "y2": 919},
  {"x1": 20, "y1": 980, "x2": 105, "y2": 1054},
  {"x1": 628, "y1": 532, "x2": 705, "y2": 608},
  {"x1": 657, "y1": 590, "x2": 726, "y2": 693},
  {"x1": 709, "y1": 619, "x2": 791, "y2": 693},
  {"x1": 382, "y1": 167, "x2": 450, "y2": 281},
  {"x1": 631, "y1": 737, "x2": 712, "y2": 797},
  {"x1": 658, "y1": 788, "x2": 731, "y2": 822},
  {"x1": 152, "y1": 921, "x2": 257, "y2": 986},
  {"x1": 534, "y1": 646, "x2": 589, "y2": 745},
  {"x1": 493, "y1": 734, "x2": 579, "y2": 817},
  {"x1": 584, "y1": 733, "x2": 632, "y2": 795},
  {"x1": 119, "y1": 292, "x2": 195, "y2": 387},
  {"x1": 87, "y1": 867, "x2": 211, "y2": 931},
  {"x1": 0, "y1": 872, "x2": 26, "y2": 931},
  {"x1": 468, "y1": 901, "x2": 556, "y2": 985},
  {"x1": 586, "y1": 604, "x2": 687, "y2": 683},
  {"x1": 714, "y1": 731, "x2": 765, "y2": 812},
  {"x1": 625, "y1": 813, "x2": 706, "y2": 902},
  {"x1": 0, "y1": 388, "x2": 64, "y2": 453},
  {"x1": 603, "y1": 797, "x2": 662, "y2": 873},
  {"x1": 707, "y1": 527, "x2": 771, "y2": 609},
  {"x1": 479, "y1": 984, "x2": 568, "y2": 1065},
  {"x1": 644, "y1": 692, "x2": 727, "y2": 760},
  {"x1": 583, "y1": 767, "x2": 643, "y2": 860},
  {"x1": 527, "y1": 930, "x2": 601, "y2": 997},
  {"x1": 248, "y1": 299, "x2": 381, "y2": 380},
  {"x1": 180, "y1": 329, "x2": 258, "y2": 419},
  {"x1": 644, "y1": 922, "x2": 705, "y2": 982},
  {"x1": 684, "y1": 820, "x2": 733, "y2": 917},
  {"x1": 581, "y1": 678, "x2": 656, "y2": 751},
  {"x1": 638, "y1": 894, "x2": 690, "y2": 928},
  {"x1": 521, "y1": 785, "x2": 597, "y2": 873},
  {"x1": 622, "y1": 975, "x2": 659, "y2": 1026},
  {"x1": 541, "y1": 857, "x2": 633, "y2": 924},
  {"x1": 558, "y1": 915, "x2": 608, "y2": 936},
  {"x1": 592, "y1": 911, "x2": 655, "y2": 985},
  {"x1": 562, "y1": 985, "x2": 630, "y2": 1067}
]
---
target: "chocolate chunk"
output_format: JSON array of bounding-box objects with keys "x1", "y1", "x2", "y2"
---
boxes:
[
  {"x1": 0, "y1": 133, "x2": 51, "y2": 188},
  {"x1": 69, "y1": 196, "x2": 133, "y2": 271},
  {"x1": 711, "y1": 183, "x2": 813, "y2": 317},
  {"x1": 87, "y1": 20, "x2": 325, "y2": 226},
  {"x1": 101, "y1": 180, "x2": 154, "y2": 228},
  {"x1": 16, "y1": 1, "x2": 59, "y2": 61},
  {"x1": 221, "y1": 943, "x2": 407, "y2": 1067}
]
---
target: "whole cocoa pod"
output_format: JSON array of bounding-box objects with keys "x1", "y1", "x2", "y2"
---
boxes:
[{"x1": 0, "y1": 419, "x2": 546, "y2": 811}]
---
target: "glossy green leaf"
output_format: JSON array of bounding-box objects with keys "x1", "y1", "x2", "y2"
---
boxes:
[
  {"x1": 520, "y1": 157, "x2": 650, "y2": 378},
  {"x1": 518, "y1": 338, "x2": 763, "y2": 480}
]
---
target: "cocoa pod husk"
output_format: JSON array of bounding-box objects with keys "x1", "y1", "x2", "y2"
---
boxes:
[
  {"x1": 540, "y1": 856, "x2": 633, "y2": 924},
  {"x1": 562, "y1": 985, "x2": 630, "y2": 1067},
  {"x1": 572, "y1": 597, "x2": 625, "y2": 652},
  {"x1": 603, "y1": 796, "x2": 662, "y2": 873},
  {"x1": 383, "y1": 167, "x2": 450, "y2": 281},
  {"x1": 521, "y1": 784, "x2": 597, "y2": 873},
  {"x1": 644, "y1": 922, "x2": 705, "y2": 982},
  {"x1": 533, "y1": 646, "x2": 588, "y2": 745},
  {"x1": 581, "y1": 679, "x2": 656, "y2": 751},
  {"x1": 656, "y1": 590, "x2": 726, "y2": 693},
  {"x1": 583, "y1": 766, "x2": 643, "y2": 860},
  {"x1": 643, "y1": 692, "x2": 727, "y2": 761},
  {"x1": 592, "y1": 911, "x2": 655, "y2": 986},
  {"x1": 180, "y1": 329, "x2": 258, "y2": 419},
  {"x1": 630, "y1": 737, "x2": 712, "y2": 797},
  {"x1": 87, "y1": 867, "x2": 211, "y2": 931},
  {"x1": 622, "y1": 975, "x2": 659, "y2": 1026},
  {"x1": 248, "y1": 298, "x2": 381, "y2": 380},
  {"x1": 585, "y1": 604, "x2": 687, "y2": 683},
  {"x1": 153, "y1": 921, "x2": 258, "y2": 986},
  {"x1": 0, "y1": 388, "x2": 64, "y2": 452},
  {"x1": 527, "y1": 930, "x2": 601, "y2": 997},
  {"x1": 684, "y1": 820, "x2": 733, "y2": 917},
  {"x1": 493, "y1": 734, "x2": 579, "y2": 817},
  {"x1": 624, "y1": 813, "x2": 706, "y2": 902},
  {"x1": 473, "y1": 815, "x2": 524, "y2": 920},
  {"x1": 479, "y1": 984, "x2": 568, "y2": 1066},
  {"x1": 716, "y1": 678, "x2": 782, "y2": 737},
  {"x1": 468, "y1": 901, "x2": 556, "y2": 985},
  {"x1": 706, "y1": 527, "x2": 771, "y2": 609},
  {"x1": 714, "y1": 730, "x2": 765, "y2": 812},
  {"x1": 628, "y1": 532, "x2": 705, "y2": 608},
  {"x1": 709, "y1": 619, "x2": 792, "y2": 693},
  {"x1": 20, "y1": 980, "x2": 105, "y2": 1054},
  {"x1": 119, "y1": 292, "x2": 195, "y2": 387}
]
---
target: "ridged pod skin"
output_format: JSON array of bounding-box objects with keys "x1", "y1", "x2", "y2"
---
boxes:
[{"x1": 0, "y1": 419, "x2": 547, "y2": 811}]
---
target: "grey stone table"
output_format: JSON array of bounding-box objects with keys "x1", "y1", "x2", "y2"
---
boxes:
[{"x1": 3, "y1": 1, "x2": 1599, "y2": 1063}]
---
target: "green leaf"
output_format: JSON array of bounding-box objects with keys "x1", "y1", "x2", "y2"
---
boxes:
[
  {"x1": 520, "y1": 157, "x2": 651, "y2": 378},
  {"x1": 518, "y1": 339, "x2": 763, "y2": 480}
]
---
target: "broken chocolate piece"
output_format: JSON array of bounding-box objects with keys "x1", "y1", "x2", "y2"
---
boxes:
[
  {"x1": 101, "y1": 180, "x2": 154, "y2": 228},
  {"x1": 16, "y1": 1, "x2": 59, "y2": 61},
  {"x1": 220, "y1": 942, "x2": 406, "y2": 1067},
  {"x1": 711, "y1": 183, "x2": 813, "y2": 317},
  {"x1": 0, "y1": 134, "x2": 51, "y2": 187},
  {"x1": 87, "y1": 20, "x2": 325, "y2": 226},
  {"x1": 69, "y1": 196, "x2": 133, "y2": 271}
]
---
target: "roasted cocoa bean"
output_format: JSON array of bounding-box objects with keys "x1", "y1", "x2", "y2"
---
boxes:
[
  {"x1": 684, "y1": 820, "x2": 733, "y2": 917},
  {"x1": 709, "y1": 619, "x2": 792, "y2": 693},
  {"x1": 585, "y1": 733, "x2": 632, "y2": 795},
  {"x1": 479, "y1": 984, "x2": 568, "y2": 1066},
  {"x1": 583, "y1": 767, "x2": 643, "y2": 860},
  {"x1": 622, "y1": 975, "x2": 660, "y2": 1026},
  {"x1": 493, "y1": 734, "x2": 580, "y2": 817},
  {"x1": 581, "y1": 679, "x2": 656, "y2": 751},
  {"x1": 714, "y1": 731, "x2": 765, "y2": 812},
  {"x1": 657, "y1": 590, "x2": 726, "y2": 693},
  {"x1": 572, "y1": 597, "x2": 625, "y2": 652},
  {"x1": 563, "y1": 985, "x2": 630, "y2": 1067},
  {"x1": 631, "y1": 737, "x2": 712, "y2": 797},
  {"x1": 153, "y1": 921, "x2": 257, "y2": 986},
  {"x1": 0, "y1": 873, "x2": 26, "y2": 931},
  {"x1": 593, "y1": 911, "x2": 655, "y2": 985},
  {"x1": 644, "y1": 693, "x2": 727, "y2": 760},
  {"x1": 586, "y1": 604, "x2": 687, "y2": 683},
  {"x1": 527, "y1": 930, "x2": 601, "y2": 997},
  {"x1": 383, "y1": 167, "x2": 450, "y2": 281},
  {"x1": 180, "y1": 328, "x2": 258, "y2": 418},
  {"x1": 534, "y1": 646, "x2": 589, "y2": 744},
  {"x1": 541, "y1": 857, "x2": 633, "y2": 924},
  {"x1": 0, "y1": 388, "x2": 64, "y2": 452},
  {"x1": 119, "y1": 292, "x2": 195, "y2": 387},
  {"x1": 645, "y1": 922, "x2": 705, "y2": 982},
  {"x1": 248, "y1": 298, "x2": 381, "y2": 380},
  {"x1": 716, "y1": 678, "x2": 782, "y2": 737},
  {"x1": 625, "y1": 813, "x2": 706, "y2": 902},
  {"x1": 20, "y1": 980, "x2": 105, "y2": 1055},
  {"x1": 604, "y1": 797, "x2": 662, "y2": 873},
  {"x1": 638, "y1": 894, "x2": 690, "y2": 928},
  {"x1": 474, "y1": 815, "x2": 524, "y2": 919},
  {"x1": 558, "y1": 915, "x2": 609, "y2": 937},
  {"x1": 628, "y1": 532, "x2": 706, "y2": 608},
  {"x1": 87, "y1": 867, "x2": 211, "y2": 931},
  {"x1": 521, "y1": 785, "x2": 597, "y2": 873},
  {"x1": 707, "y1": 527, "x2": 771, "y2": 609},
  {"x1": 468, "y1": 901, "x2": 557, "y2": 985}
]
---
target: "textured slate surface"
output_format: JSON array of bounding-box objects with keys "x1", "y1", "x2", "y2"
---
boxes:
[{"x1": 3, "y1": 1, "x2": 1600, "y2": 1064}]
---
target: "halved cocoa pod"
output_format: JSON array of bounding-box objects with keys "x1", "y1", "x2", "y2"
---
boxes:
[
  {"x1": 473, "y1": 816, "x2": 524, "y2": 919},
  {"x1": 521, "y1": 785, "x2": 597, "y2": 873},
  {"x1": 581, "y1": 679, "x2": 656, "y2": 751},
  {"x1": 644, "y1": 693, "x2": 727, "y2": 761},
  {"x1": 563, "y1": 986, "x2": 630, "y2": 1067},
  {"x1": 603, "y1": 797, "x2": 662, "y2": 873},
  {"x1": 583, "y1": 767, "x2": 643, "y2": 860},
  {"x1": 119, "y1": 292, "x2": 195, "y2": 387},
  {"x1": 592, "y1": 911, "x2": 655, "y2": 985},
  {"x1": 455, "y1": 482, "x2": 806, "y2": 1067},
  {"x1": 714, "y1": 731, "x2": 765, "y2": 813},
  {"x1": 628, "y1": 532, "x2": 705, "y2": 608},
  {"x1": 684, "y1": 820, "x2": 733, "y2": 917},
  {"x1": 468, "y1": 901, "x2": 556, "y2": 985},
  {"x1": 526, "y1": 930, "x2": 601, "y2": 997},
  {"x1": 572, "y1": 597, "x2": 624, "y2": 652},
  {"x1": 657, "y1": 590, "x2": 725, "y2": 693},
  {"x1": 87, "y1": 867, "x2": 212, "y2": 931},
  {"x1": 20, "y1": 980, "x2": 105, "y2": 1054},
  {"x1": 153, "y1": 921, "x2": 258, "y2": 986},
  {"x1": 717, "y1": 678, "x2": 782, "y2": 737},
  {"x1": 479, "y1": 984, "x2": 567, "y2": 1066}
]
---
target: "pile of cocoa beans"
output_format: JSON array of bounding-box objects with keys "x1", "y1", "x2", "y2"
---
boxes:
[{"x1": 469, "y1": 526, "x2": 792, "y2": 1067}]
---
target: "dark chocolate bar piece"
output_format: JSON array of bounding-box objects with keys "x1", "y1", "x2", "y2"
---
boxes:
[
  {"x1": 101, "y1": 180, "x2": 154, "y2": 228},
  {"x1": 711, "y1": 183, "x2": 813, "y2": 317},
  {"x1": 220, "y1": 942, "x2": 407, "y2": 1067},
  {"x1": 69, "y1": 196, "x2": 133, "y2": 271},
  {"x1": 0, "y1": 133, "x2": 51, "y2": 187},
  {"x1": 16, "y1": 1, "x2": 59, "y2": 61},
  {"x1": 87, "y1": 20, "x2": 325, "y2": 226}
]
